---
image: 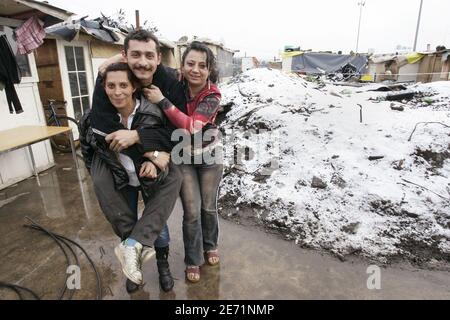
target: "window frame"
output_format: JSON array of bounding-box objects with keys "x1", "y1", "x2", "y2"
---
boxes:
[
  {"x1": 16, "y1": 51, "x2": 39, "y2": 84},
  {"x1": 64, "y1": 45, "x2": 90, "y2": 121},
  {"x1": 56, "y1": 39, "x2": 94, "y2": 139}
]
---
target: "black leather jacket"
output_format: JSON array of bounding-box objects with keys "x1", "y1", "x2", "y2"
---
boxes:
[{"x1": 79, "y1": 96, "x2": 170, "y2": 199}]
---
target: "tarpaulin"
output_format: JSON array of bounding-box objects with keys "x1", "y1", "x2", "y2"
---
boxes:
[
  {"x1": 46, "y1": 19, "x2": 122, "y2": 43},
  {"x1": 291, "y1": 52, "x2": 368, "y2": 75},
  {"x1": 371, "y1": 53, "x2": 424, "y2": 65},
  {"x1": 46, "y1": 22, "x2": 80, "y2": 42},
  {"x1": 281, "y1": 51, "x2": 303, "y2": 58},
  {"x1": 406, "y1": 52, "x2": 424, "y2": 64}
]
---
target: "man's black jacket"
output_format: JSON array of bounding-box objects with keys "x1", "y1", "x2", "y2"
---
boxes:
[{"x1": 90, "y1": 64, "x2": 186, "y2": 152}]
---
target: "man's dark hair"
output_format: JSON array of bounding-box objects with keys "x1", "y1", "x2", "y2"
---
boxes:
[
  {"x1": 124, "y1": 29, "x2": 161, "y2": 54},
  {"x1": 102, "y1": 62, "x2": 138, "y2": 88},
  {"x1": 181, "y1": 41, "x2": 219, "y2": 83}
]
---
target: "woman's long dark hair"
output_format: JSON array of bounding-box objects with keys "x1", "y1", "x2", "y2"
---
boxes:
[{"x1": 181, "y1": 41, "x2": 219, "y2": 84}]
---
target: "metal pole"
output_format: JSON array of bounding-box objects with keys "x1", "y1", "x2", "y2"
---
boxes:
[
  {"x1": 356, "y1": 1, "x2": 366, "y2": 53},
  {"x1": 68, "y1": 131, "x2": 81, "y2": 177},
  {"x1": 413, "y1": 0, "x2": 424, "y2": 52},
  {"x1": 28, "y1": 145, "x2": 40, "y2": 187}
]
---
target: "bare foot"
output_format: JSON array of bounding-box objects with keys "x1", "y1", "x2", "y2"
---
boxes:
[
  {"x1": 205, "y1": 249, "x2": 220, "y2": 266},
  {"x1": 185, "y1": 266, "x2": 200, "y2": 283}
]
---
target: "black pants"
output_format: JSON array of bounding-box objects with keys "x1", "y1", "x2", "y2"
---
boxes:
[{"x1": 90, "y1": 153, "x2": 182, "y2": 247}]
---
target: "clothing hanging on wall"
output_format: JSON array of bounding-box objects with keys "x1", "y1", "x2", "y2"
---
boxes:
[
  {"x1": 0, "y1": 34, "x2": 23, "y2": 114},
  {"x1": 14, "y1": 16, "x2": 45, "y2": 55}
]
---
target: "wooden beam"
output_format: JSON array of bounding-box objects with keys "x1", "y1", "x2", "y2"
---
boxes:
[
  {"x1": 10, "y1": 9, "x2": 45, "y2": 20},
  {"x1": 0, "y1": 16, "x2": 22, "y2": 27}
]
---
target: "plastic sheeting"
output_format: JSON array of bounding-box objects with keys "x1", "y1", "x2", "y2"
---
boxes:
[
  {"x1": 46, "y1": 19, "x2": 121, "y2": 43},
  {"x1": 291, "y1": 52, "x2": 368, "y2": 75},
  {"x1": 406, "y1": 52, "x2": 424, "y2": 64},
  {"x1": 45, "y1": 22, "x2": 80, "y2": 42},
  {"x1": 281, "y1": 51, "x2": 303, "y2": 58}
]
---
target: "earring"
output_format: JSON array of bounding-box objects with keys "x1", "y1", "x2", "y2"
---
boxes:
[{"x1": 208, "y1": 78, "x2": 211, "y2": 90}]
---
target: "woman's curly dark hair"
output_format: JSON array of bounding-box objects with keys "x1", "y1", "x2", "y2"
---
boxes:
[{"x1": 181, "y1": 41, "x2": 219, "y2": 83}]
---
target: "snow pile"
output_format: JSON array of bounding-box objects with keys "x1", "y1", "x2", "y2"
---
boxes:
[{"x1": 218, "y1": 68, "x2": 450, "y2": 265}]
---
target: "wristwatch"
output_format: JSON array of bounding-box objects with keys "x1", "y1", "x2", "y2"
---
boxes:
[{"x1": 151, "y1": 151, "x2": 159, "y2": 160}]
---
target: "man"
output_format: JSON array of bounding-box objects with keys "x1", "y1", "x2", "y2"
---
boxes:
[{"x1": 84, "y1": 29, "x2": 186, "y2": 293}]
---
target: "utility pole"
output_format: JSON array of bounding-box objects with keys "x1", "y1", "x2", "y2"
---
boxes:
[
  {"x1": 356, "y1": 1, "x2": 366, "y2": 53},
  {"x1": 413, "y1": 0, "x2": 424, "y2": 52}
]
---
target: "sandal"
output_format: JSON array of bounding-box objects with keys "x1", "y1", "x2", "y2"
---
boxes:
[
  {"x1": 205, "y1": 250, "x2": 220, "y2": 266},
  {"x1": 185, "y1": 266, "x2": 200, "y2": 283}
]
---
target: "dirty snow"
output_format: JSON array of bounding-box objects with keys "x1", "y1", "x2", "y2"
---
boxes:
[{"x1": 218, "y1": 68, "x2": 450, "y2": 264}]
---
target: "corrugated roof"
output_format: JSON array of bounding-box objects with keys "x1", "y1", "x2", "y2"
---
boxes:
[{"x1": 47, "y1": 18, "x2": 175, "y2": 49}]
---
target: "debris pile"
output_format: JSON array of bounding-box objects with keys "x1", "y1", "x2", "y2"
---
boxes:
[{"x1": 218, "y1": 68, "x2": 450, "y2": 267}]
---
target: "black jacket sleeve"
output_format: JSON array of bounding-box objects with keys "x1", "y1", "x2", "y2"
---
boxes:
[
  {"x1": 153, "y1": 65, "x2": 187, "y2": 114},
  {"x1": 134, "y1": 65, "x2": 187, "y2": 152},
  {"x1": 78, "y1": 110, "x2": 94, "y2": 173},
  {"x1": 136, "y1": 126, "x2": 174, "y2": 153}
]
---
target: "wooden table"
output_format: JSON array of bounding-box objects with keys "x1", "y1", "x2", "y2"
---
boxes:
[{"x1": 0, "y1": 125, "x2": 80, "y2": 186}]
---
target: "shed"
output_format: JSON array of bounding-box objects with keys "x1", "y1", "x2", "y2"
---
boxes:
[{"x1": 0, "y1": 0, "x2": 73, "y2": 189}]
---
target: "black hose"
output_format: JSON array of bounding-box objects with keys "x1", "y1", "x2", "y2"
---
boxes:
[
  {"x1": 0, "y1": 281, "x2": 40, "y2": 300},
  {"x1": 24, "y1": 225, "x2": 80, "y2": 301},
  {"x1": 24, "y1": 217, "x2": 71, "y2": 300},
  {"x1": 26, "y1": 224, "x2": 81, "y2": 300},
  {"x1": 24, "y1": 220, "x2": 103, "y2": 300},
  {"x1": 50, "y1": 232, "x2": 80, "y2": 300},
  {"x1": 43, "y1": 231, "x2": 103, "y2": 300},
  {"x1": 0, "y1": 282, "x2": 24, "y2": 300},
  {"x1": 3, "y1": 217, "x2": 102, "y2": 301}
]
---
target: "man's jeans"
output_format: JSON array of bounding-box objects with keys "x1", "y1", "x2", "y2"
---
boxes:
[
  {"x1": 91, "y1": 153, "x2": 182, "y2": 247},
  {"x1": 122, "y1": 185, "x2": 170, "y2": 248},
  {"x1": 180, "y1": 162, "x2": 223, "y2": 266}
]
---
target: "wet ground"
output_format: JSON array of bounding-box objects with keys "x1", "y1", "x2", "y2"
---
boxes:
[{"x1": 0, "y1": 153, "x2": 449, "y2": 300}]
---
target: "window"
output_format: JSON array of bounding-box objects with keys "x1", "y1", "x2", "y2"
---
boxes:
[
  {"x1": 15, "y1": 53, "x2": 32, "y2": 78},
  {"x1": 65, "y1": 46, "x2": 90, "y2": 121}
]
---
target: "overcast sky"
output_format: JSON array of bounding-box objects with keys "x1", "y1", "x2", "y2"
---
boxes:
[{"x1": 47, "y1": 0, "x2": 450, "y2": 60}]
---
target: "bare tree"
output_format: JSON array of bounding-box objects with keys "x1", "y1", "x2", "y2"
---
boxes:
[{"x1": 99, "y1": 9, "x2": 158, "y2": 33}]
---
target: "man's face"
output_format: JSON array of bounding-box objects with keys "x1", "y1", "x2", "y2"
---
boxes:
[{"x1": 123, "y1": 39, "x2": 161, "y2": 84}]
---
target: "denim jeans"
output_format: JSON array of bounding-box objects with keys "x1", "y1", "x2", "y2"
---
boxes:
[
  {"x1": 180, "y1": 162, "x2": 223, "y2": 266},
  {"x1": 122, "y1": 185, "x2": 170, "y2": 248}
]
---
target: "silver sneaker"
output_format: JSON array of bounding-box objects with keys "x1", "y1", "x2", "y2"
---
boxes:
[
  {"x1": 141, "y1": 246, "x2": 156, "y2": 266},
  {"x1": 114, "y1": 241, "x2": 143, "y2": 285}
]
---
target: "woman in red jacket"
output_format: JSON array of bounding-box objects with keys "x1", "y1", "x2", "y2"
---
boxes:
[{"x1": 145, "y1": 42, "x2": 222, "y2": 283}]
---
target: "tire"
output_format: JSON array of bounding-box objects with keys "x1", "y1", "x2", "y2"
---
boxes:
[{"x1": 48, "y1": 116, "x2": 79, "y2": 153}]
